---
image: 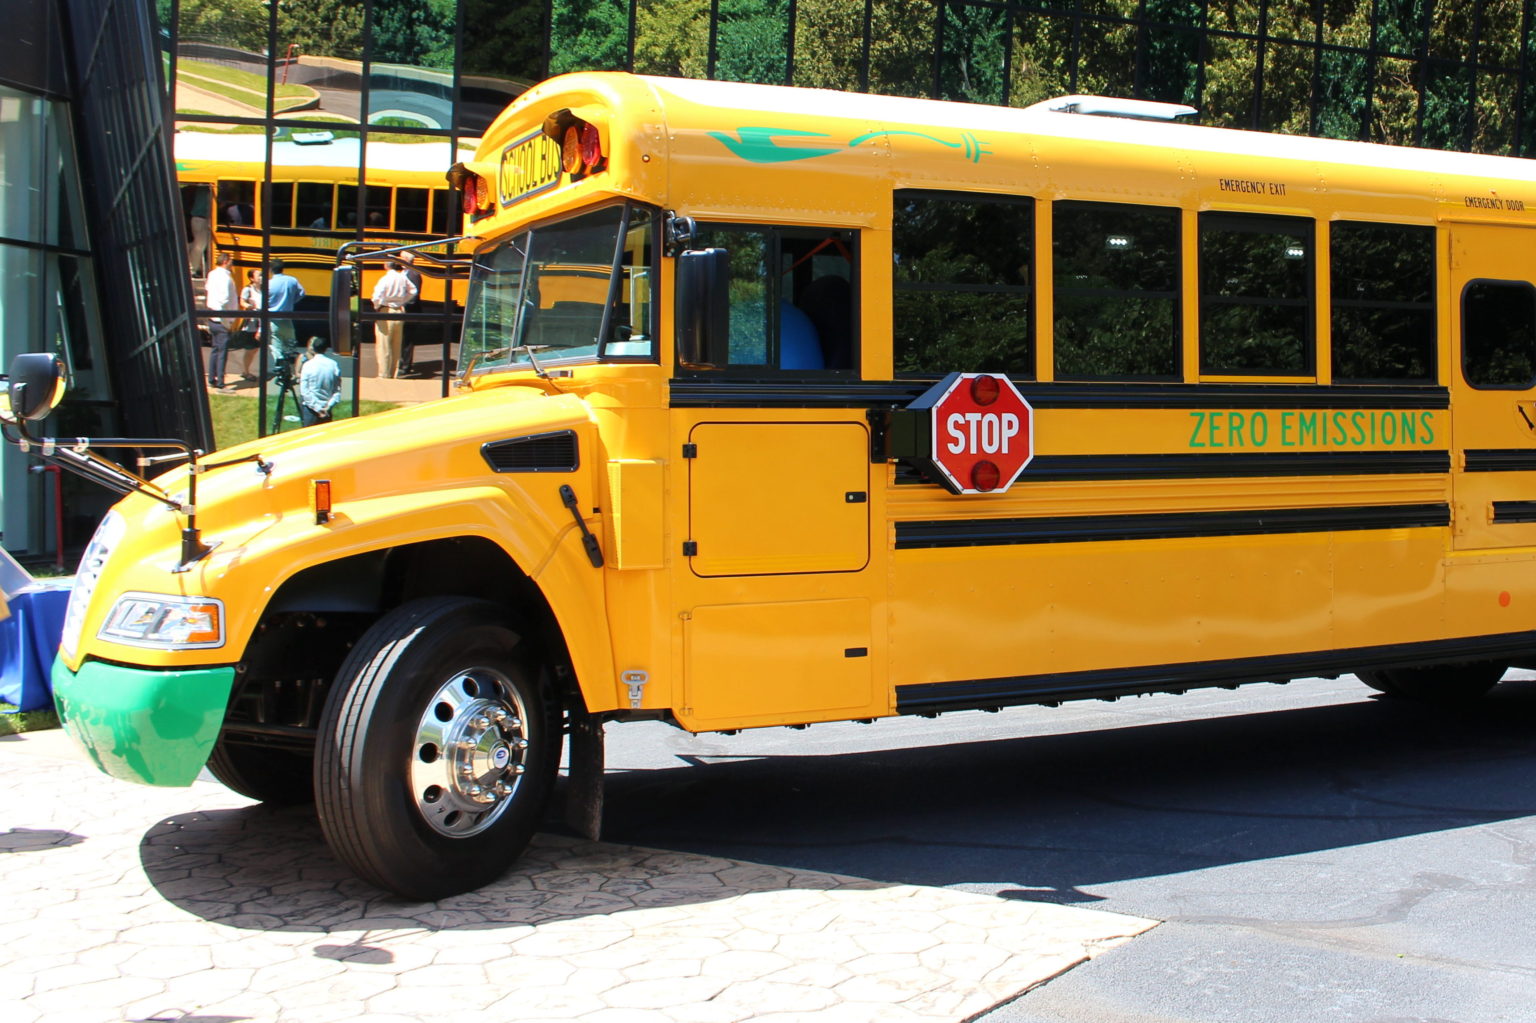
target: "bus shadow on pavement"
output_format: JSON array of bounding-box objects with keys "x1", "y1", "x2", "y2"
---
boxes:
[
  {"x1": 596, "y1": 680, "x2": 1536, "y2": 901},
  {"x1": 137, "y1": 801, "x2": 895, "y2": 933}
]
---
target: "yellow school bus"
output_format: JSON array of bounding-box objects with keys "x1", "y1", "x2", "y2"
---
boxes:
[
  {"x1": 26, "y1": 72, "x2": 1536, "y2": 899},
  {"x1": 176, "y1": 132, "x2": 462, "y2": 309}
]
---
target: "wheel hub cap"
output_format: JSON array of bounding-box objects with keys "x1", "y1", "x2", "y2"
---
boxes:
[{"x1": 410, "y1": 669, "x2": 530, "y2": 837}]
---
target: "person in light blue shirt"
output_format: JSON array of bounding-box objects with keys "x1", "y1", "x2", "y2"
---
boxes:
[
  {"x1": 298, "y1": 337, "x2": 341, "y2": 427},
  {"x1": 265, "y1": 259, "x2": 306, "y2": 372}
]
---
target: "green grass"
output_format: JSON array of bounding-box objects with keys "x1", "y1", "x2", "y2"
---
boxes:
[
  {"x1": 0, "y1": 703, "x2": 59, "y2": 734},
  {"x1": 176, "y1": 58, "x2": 315, "y2": 114},
  {"x1": 208, "y1": 391, "x2": 400, "y2": 450}
]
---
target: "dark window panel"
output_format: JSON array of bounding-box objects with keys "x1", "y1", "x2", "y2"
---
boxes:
[
  {"x1": 1199, "y1": 213, "x2": 1314, "y2": 376},
  {"x1": 1473, "y1": 72, "x2": 1518, "y2": 154},
  {"x1": 1463, "y1": 280, "x2": 1536, "y2": 389},
  {"x1": 1330, "y1": 222, "x2": 1435, "y2": 382},
  {"x1": 893, "y1": 191, "x2": 1034, "y2": 377},
  {"x1": 1053, "y1": 201, "x2": 1181, "y2": 380},
  {"x1": 1076, "y1": 18, "x2": 1138, "y2": 98}
]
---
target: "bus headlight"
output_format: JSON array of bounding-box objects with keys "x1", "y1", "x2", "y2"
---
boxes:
[{"x1": 98, "y1": 592, "x2": 225, "y2": 650}]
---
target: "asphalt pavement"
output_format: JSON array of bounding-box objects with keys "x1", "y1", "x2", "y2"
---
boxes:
[{"x1": 597, "y1": 672, "x2": 1536, "y2": 1022}]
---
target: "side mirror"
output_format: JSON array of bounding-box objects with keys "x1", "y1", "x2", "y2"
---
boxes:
[
  {"x1": 4, "y1": 353, "x2": 67, "y2": 423},
  {"x1": 329, "y1": 265, "x2": 356, "y2": 356},
  {"x1": 676, "y1": 248, "x2": 730, "y2": 370}
]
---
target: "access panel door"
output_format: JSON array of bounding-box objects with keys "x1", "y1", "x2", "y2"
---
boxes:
[
  {"x1": 686, "y1": 421, "x2": 870, "y2": 576},
  {"x1": 1449, "y1": 224, "x2": 1536, "y2": 551}
]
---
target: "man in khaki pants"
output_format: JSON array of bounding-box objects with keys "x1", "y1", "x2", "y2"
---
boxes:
[{"x1": 370, "y1": 260, "x2": 419, "y2": 378}]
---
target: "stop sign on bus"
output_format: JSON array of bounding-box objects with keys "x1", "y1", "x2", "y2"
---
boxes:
[{"x1": 907, "y1": 372, "x2": 1034, "y2": 495}]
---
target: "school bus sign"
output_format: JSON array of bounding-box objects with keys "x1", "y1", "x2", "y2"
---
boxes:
[{"x1": 908, "y1": 372, "x2": 1035, "y2": 495}]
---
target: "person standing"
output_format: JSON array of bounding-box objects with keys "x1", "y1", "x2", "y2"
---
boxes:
[
  {"x1": 397, "y1": 250, "x2": 425, "y2": 376},
  {"x1": 187, "y1": 185, "x2": 211, "y2": 277},
  {"x1": 370, "y1": 260, "x2": 418, "y2": 379},
  {"x1": 233, "y1": 269, "x2": 264, "y2": 381},
  {"x1": 204, "y1": 252, "x2": 238, "y2": 391},
  {"x1": 298, "y1": 337, "x2": 342, "y2": 427},
  {"x1": 265, "y1": 259, "x2": 305, "y2": 374}
]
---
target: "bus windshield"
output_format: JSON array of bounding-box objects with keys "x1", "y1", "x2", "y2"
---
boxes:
[{"x1": 461, "y1": 203, "x2": 655, "y2": 374}]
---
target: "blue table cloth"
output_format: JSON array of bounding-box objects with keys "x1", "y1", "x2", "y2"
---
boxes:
[{"x1": 0, "y1": 584, "x2": 71, "y2": 712}]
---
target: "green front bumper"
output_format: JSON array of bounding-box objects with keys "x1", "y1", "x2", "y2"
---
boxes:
[{"x1": 51, "y1": 657, "x2": 236, "y2": 787}]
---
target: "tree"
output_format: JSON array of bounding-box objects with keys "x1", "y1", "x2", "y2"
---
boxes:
[{"x1": 550, "y1": 0, "x2": 632, "y2": 74}]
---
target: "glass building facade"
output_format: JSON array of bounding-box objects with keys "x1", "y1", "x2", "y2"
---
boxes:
[{"x1": 5, "y1": 0, "x2": 1536, "y2": 561}]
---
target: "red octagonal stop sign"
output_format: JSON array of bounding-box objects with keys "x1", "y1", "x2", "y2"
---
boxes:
[{"x1": 908, "y1": 372, "x2": 1034, "y2": 495}]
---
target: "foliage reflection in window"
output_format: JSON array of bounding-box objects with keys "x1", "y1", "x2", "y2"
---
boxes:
[
  {"x1": 1463, "y1": 279, "x2": 1536, "y2": 389},
  {"x1": 1330, "y1": 221, "x2": 1435, "y2": 382},
  {"x1": 1053, "y1": 201, "x2": 1180, "y2": 379},
  {"x1": 1199, "y1": 212, "x2": 1313, "y2": 375},
  {"x1": 893, "y1": 190, "x2": 1033, "y2": 377}
]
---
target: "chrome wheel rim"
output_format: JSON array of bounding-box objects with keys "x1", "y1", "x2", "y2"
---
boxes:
[{"x1": 410, "y1": 668, "x2": 530, "y2": 837}]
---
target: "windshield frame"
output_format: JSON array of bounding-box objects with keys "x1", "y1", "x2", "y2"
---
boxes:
[{"x1": 460, "y1": 200, "x2": 660, "y2": 379}]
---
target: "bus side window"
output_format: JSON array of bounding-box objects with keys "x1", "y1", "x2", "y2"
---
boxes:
[
  {"x1": 893, "y1": 190, "x2": 1033, "y2": 378},
  {"x1": 1463, "y1": 280, "x2": 1536, "y2": 389},
  {"x1": 1053, "y1": 200, "x2": 1180, "y2": 379},
  {"x1": 1198, "y1": 212, "x2": 1314, "y2": 376},
  {"x1": 216, "y1": 180, "x2": 257, "y2": 229},
  {"x1": 684, "y1": 225, "x2": 858, "y2": 374},
  {"x1": 1331, "y1": 221, "x2": 1436, "y2": 382},
  {"x1": 269, "y1": 183, "x2": 296, "y2": 230},
  {"x1": 396, "y1": 188, "x2": 429, "y2": 233},
  {"x1": 296, "y1": 182, "x2": 333, "y2": 231},
  {"x1": 430, "y1": 189, "x2": 452, "y2": 235},
  {"x1": 364, "y1": 185, "x2": 392, "y2": 231}
]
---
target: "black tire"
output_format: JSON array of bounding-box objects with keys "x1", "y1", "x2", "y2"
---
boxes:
[
  {"x1": 206, "y1": 739, "x2": 314, "y2": 805},
  {"x1": 1357, "y1": 661, "x2": 1506, "y2": 703},
  {"x1": 314, "y1": 596, "x2": 563, "y2": 900}
]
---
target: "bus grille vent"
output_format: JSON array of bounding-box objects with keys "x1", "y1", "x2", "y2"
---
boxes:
[{"x1": 481, "y1": 431, "x2": 579, "y2": 473}]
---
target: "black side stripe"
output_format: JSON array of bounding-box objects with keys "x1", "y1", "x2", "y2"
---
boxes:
[
  {"x1": 894, "y1": 450, "x2": 1450, "y2": 485},
  {"x1": 1492, "y1": 501, "x2": 1536, "y2": 523},
  {"x1": 895, "y1": 630, "x2": 1536, "y2": 715},
  {"x1": 1465, "y1": 449, "x2": 1536, "y2": 472},
  {"x1": 894, "y1": 503, "x2": 1450, "y2": 550},
  {"x1": 670, "y1": 379, "x2": 1450, "y2": 411}
]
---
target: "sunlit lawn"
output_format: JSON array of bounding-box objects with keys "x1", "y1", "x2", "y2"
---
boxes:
[{"x1": 207, "y1": 391, "x2": 399, "y2": 452}]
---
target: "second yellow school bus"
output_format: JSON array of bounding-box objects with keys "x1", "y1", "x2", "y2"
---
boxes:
[{"x1": 38, "y1": 72, "x2": 1536, "y2": 899}]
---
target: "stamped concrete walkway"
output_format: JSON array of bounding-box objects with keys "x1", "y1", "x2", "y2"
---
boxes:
[{"x1": 3, "y1": 728, "x2": 1155, "y2": 1023}]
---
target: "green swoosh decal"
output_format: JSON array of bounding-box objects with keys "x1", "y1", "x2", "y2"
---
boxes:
[
  {"x1": 708, "y1": 127, "x2": 843, "y2": 163},
  {"x1": 710, "y1": 126, "x2": 992, "y2": 164}
]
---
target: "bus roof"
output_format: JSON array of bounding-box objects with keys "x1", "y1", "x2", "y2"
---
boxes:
[
  {"x1": 473, "y1": 73, "x2": 1536, "y2": 231},
  {"x1": 173, "y1": 132, "x2": 473, "y2": 177}
]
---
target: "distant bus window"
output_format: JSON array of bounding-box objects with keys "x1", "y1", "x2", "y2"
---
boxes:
[
  {"x1": 1199, "y1": 212, "x2": 1313, "y2": 376},
  {"x1": 337, "y1": 184, "x2": 360, "y2": 230},
  {"x1": 893, "y1": 190, "x2": 1033, "y2": 378},
  {"x1": 431, "y1": 189, "x2": 452, "y2": 235},
  {"x1": 1053, "y1": 201, "x2": 1180, "y2": 379},
  {"x1": 1331, "y1": 222, "x2": 1435, "y2": 382},
  {"x1": 396, "y1": 187, "x2": 429, "y2": 233},
  {"x1": 1463, "y1": 279, "x2": 1536, "y2": 389},
  {"x1": 269, "y1": 183, "x2": 295, "y2": 229},
  {"x1": 216, "y1": 180, "x2": 257, "y2": 229},
  {"x1": 364, "y1": 185, "x2": 392, "y2": 231},
  {"x1": 296, "y1": 182, "x2": 332, "y2": 230}
]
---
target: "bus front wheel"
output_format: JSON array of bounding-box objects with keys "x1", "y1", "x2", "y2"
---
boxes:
[
  {"x1": 314, "y1": 596, "x2": 562, "y2": 900},
  {"x1": 1357, "y1": 661, "x2": 1506, "y2": 703}
]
